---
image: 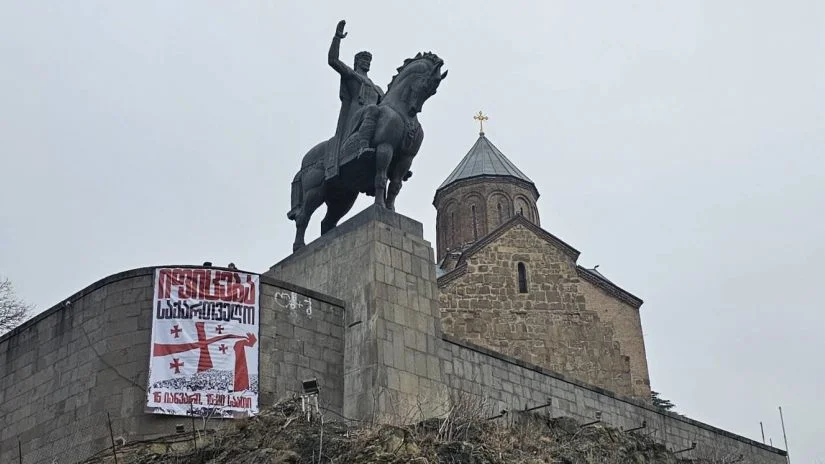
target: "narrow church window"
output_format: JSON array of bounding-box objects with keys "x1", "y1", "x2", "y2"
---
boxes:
[
  {"x1": 519, "y1": 206, "x2": 524, "y2": 216},
  {"x1": 497, "y1": 203, "x2": 504, "y2": 225},
  {"x1": 471, "y1": 205, "x2": 478, "y2": 240},
  {"x1": 450, "y1": 212, "x2": 456, "y2": 247},
  {"x1": 517, "y1": 262, "x2": 528, "y2": 293}
]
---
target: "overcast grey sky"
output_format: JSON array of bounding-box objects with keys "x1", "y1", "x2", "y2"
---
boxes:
[{"x1": 1, "y1": 1, "x2": 823, "y2": 461}]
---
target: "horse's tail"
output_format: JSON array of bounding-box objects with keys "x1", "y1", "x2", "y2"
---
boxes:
[{"x1": 287, "y1": 171, "x2": 302, "y2": 221}]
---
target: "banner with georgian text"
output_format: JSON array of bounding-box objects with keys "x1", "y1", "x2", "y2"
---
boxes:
[{"x1": 146, "y1": 267, "x2": 260, "y2": 418}]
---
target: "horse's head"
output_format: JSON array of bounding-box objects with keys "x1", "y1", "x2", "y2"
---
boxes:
[{"x1": 385, "y1": 52, "x2": 448, "y2": 116}]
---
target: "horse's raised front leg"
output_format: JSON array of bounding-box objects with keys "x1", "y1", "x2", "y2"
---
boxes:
[{"x1": 374, "y1": 143, "x2": 393, "y2": 208}]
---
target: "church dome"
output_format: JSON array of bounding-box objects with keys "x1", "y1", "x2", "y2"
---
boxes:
[
  {"x1": 436, "y1": 134, "x2": 536, "y2": 192},
  {"x1": 433, "y1": 128, "x2": 540, "y2": 262}
]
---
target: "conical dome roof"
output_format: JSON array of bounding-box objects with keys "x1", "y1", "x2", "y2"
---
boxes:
[{"x1": 437, "y1": 134, "x2": 534, "y2": 192}]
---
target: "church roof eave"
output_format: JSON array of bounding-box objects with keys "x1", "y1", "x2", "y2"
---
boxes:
[
  {"x1": 436, "y1": 215, "x2": 579, "y2": 287},
  {"x1": 456, "y1": 214, "x2": 580, "y2": 265},
  {"x1": 576, "y1": 266, "x2": 644, "y2": 309},
  {"x1": 433, "y1": 175, "x2": 540, "y2": 206}
]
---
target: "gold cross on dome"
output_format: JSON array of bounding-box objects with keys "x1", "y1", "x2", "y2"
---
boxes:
[{"x1": 474, "y1": 111, "x2": 489, "y2": 136}]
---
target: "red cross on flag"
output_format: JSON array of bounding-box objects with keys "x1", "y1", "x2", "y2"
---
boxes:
[{"x1": 146, "y1": 267, "x2": 260, "y2": 418}]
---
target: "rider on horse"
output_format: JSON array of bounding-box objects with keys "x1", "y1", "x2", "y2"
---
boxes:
[
  {"x1": 326, "y1": 20, "x2": 383, "y2": 178},
  {"x1": 287, "y1": 21, "x2": 446, "y2": 251}
]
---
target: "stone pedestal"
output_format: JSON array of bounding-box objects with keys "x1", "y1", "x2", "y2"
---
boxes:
[{"x1": 267, "y1": 206, "x2": 447, "y2": 423}]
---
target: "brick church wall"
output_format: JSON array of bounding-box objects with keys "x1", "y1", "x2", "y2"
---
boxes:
[
  {"x1": 0, "y1": 266, "x2": 344, "y2": 464},
  {"x1": 578, "y1": 278, "x2": 652, "y2": 399},
  {"x1": 438, "y1": 224, "x2": 636, "y2": 397}
]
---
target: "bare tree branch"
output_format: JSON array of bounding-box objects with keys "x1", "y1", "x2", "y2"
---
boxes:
[{"x1": 0, "y1": 277, "x2": 33, "y2": 334}]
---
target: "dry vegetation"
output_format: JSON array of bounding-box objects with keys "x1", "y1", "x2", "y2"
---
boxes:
[
  {"x1": 81, "y1": 396, "x2": 741, "y2": 464},
  {"x1": 0, "y1": 277, "x2": 31, "y2": 334}
]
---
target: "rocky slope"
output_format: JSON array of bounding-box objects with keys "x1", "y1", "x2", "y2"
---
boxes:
[{"x1": 81, "y1": 399, "x2": 722, "y2": 464}]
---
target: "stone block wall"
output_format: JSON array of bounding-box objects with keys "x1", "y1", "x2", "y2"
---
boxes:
[
  {"x1": 260, "y1": 277, "x2": 345, "y2": 415},
  {"x1": 268, "y1": 205, "x2": 447, "y2": 423},
  {"x1": 0, "y1": 266, "x2": 344, "y2": 464},
  {"x1": 441, "y1": 336, "x2": 787, "y2": 464},
  {"x1": 439, "y1": 222, "x2": 637, "y2": 398}
]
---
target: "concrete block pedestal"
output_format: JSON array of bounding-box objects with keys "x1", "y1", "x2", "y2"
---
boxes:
[{"x1": 267, "y1": 205, "x2": 447, "y2": 423}]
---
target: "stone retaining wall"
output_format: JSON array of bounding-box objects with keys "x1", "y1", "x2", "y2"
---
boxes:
[
  {"x1": 0, "y1": 266, "x2": 344, "y2": 464},
  {"x1": 441, "y1": 335, "x2": 787, "y2": 464}
]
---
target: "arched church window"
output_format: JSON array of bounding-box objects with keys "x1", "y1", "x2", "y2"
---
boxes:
[
  {"x1": 497, "y1": 203, "x2": 504, "y2": 225},
  {"x1": 517, "y1": 262, "x2": 528, "y2": 293},
  {"x1": 471, "y1": 205, "x2": 478, "y2": 240},
  {"x1": 519, "y1": 206, "x2": 524, "y2": 216}
]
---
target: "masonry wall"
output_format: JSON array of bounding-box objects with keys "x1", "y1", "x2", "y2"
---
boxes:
[
  {"x1": 441, "y1": 336, "x2": 787, "y2": 464},
  {"x1": 439, "y1": 223, "x2": 636, "y2": 398},
  {"x1": 268, "y1": 205, "x2": 448, "y2": 423},
  {"x1": 434, "y1": 177, "x2": 539, "y2": 261},
  {"x1": 578, "y1": 277, "x2": 652, "y2": 399},
  {"x1": 0, "y1": 266, "x2": 344, "y2": 464}
]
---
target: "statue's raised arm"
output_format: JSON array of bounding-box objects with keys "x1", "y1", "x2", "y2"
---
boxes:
[{"x1": 328, "y1": 20, "x2": 354, "y2": 77}]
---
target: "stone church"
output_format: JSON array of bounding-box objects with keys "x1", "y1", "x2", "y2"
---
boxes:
[{"x1": 433, "y1": 126, "x2": 651, "y2": 401}]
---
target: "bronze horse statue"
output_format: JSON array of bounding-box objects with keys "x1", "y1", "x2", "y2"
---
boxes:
[{"x1": 287, "y1": 52, "x2": 447, "y2": 251}]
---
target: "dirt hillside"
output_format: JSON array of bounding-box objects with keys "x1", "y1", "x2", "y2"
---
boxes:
[{"x1": 80, "y1": 398, "x2": 727, "y2": 464}]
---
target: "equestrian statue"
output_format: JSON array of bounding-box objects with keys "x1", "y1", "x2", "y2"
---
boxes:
[{"x1": 287, "y1": 20, "x2": 447, "y2": 251}]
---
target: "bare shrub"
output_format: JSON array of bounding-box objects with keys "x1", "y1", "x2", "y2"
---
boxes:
[{"x1": 0, "y1": 277, "x2": 32, "y2": 334}]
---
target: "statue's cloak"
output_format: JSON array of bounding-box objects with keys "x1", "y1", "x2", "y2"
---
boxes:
[{"x1": 325, "y1": 76, "x2": 382, "y2": 179}]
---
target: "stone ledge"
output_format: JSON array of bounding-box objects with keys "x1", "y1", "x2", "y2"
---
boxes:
[
  {"x1": 0, "y1": 265, "x2": 344, "y2": 346},
  {"x1": 442, "y1": 334, "x2": 787, "y2": 457},
  {"x1": 272, "y1": 205, "x2": 425, "y2": 272}
]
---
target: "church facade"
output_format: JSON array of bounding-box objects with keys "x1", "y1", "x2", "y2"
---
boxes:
[{"x1": 434, "y1": 129, "x2": 651, "y2": 401}]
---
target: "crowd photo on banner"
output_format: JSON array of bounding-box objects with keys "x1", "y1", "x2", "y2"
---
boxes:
[{"x1": 146, "y1": 267, "x2": 260, "y2": 418}]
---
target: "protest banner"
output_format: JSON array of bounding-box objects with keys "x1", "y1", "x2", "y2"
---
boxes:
[{"x1": 146, "y1": 267, "x2": 260, "y2": 418}]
